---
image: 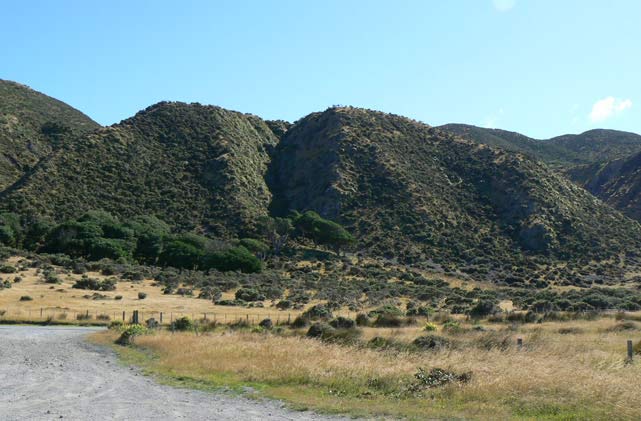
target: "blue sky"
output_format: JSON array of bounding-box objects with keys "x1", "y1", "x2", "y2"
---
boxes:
[{"x1": 2, "y1": 0, "x2": 639, "y2": 138}]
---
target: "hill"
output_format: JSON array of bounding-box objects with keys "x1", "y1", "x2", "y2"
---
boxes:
[
  {"x1": 0, "y1": 101, "x2": 278, "y2": 235},
  {"x1": 269, "y1": 107, "x2": 641, "y2": 282},
  {"x1": 0, "y1": 80, "x2": 99, "y2": 190},
  {"x1": 568, "y1": 151, "x2": 641, "y2": 221},
  {"x1": 440, "y1": 124, "x2": 641, "y2": 170}
]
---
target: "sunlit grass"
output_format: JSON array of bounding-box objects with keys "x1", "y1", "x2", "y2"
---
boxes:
[{"x1": 95, "y1": 316, "x2": 641, "y2": 420}]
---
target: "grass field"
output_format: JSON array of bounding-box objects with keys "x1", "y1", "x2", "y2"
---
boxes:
[
  {"x1": 0, "y1": 256, "x2": 309, "y2": 324},
  {"x1": 94, "y1": 315, "x2": 641, "y2": 420}
]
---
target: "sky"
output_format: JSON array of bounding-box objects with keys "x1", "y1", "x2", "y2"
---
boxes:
[{"x1": 1, "y1": 0, "x2": 640, "y2": 138}]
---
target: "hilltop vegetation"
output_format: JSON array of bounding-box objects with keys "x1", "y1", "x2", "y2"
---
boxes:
[
  {"x1": 0, "y1": 79, "x2": 99, "y2": 190},
  {"x1": 441, "y1": 124, "x2": 641, "y2": 170},
  {"x1": 0, "y1": 101, "x2": 278, "y2": 236},
  {"x1": 270, "y1": 107, "x2": 641, "y2": 282},
  {"x1": 1, "y1": 82, "x2": 641, "y2": 289}
]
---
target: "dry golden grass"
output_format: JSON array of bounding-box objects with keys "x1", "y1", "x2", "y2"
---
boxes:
[
  {"x1": 0, "y1": 256, "x2": 306, "y2": 324},
  {"x1": 97, "y1": 317, "x2": 641, "y2": 420}
]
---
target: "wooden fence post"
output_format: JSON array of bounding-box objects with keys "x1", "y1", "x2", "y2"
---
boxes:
[
  {"x1": 517, "y1": 337, "x2": 523, "y2": 350},
  {"x1": 160, "y1": 312, "x2": 163, "y2": 324},
  {"x1": 628, "y1": 340, "x2": 634, "y2": 361}
]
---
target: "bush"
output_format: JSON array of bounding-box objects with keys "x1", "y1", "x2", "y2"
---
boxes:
[
  {"x1": 234, "y1": 288, "x2": 265, "y2": 302},
  {"x1": 258, "y1": 318, "x2": 273, "y2": 329},
  {"x1": 306, "y1": 322, "x2": 335, "y2": 338},
  {"x1": 19, "y1": 295, "x2": 33, "y2": 301},
  {"x1": 171, "y1": 316, "x2": 193, "y2": 331},
  {"x1": 329, "y1": 316, "x2": 356, "y2": 329},
  {"x1": 372, "y1": 313, "x2": 404, "y2": 327},
  {"x1": 469, "y1": 300, "x2": 499, "y2": 319},
  {"x1": 424, "y1": 322, "x2": 438, "y2": 331},
  {"x1": 413, "y1": 334, "x2": 452, "y2": 350},
  {"x1": 0, "y1": 265, "x2": 16, "y2": 273},
  {"x1": 290, "y1": 315, "x2": 309, "y2": 328},
  {"x1": 138, "y1": 292, "x2": 147, "y2": 300},
  {"x1": 355, "y1": 313, "x2": 370, "y2": 326},
  {"x1": 115, "y1": 324, "x2": 148, "y2": 345},
  {"x1": 442, "y1": 320, "x2": 463, "y2": 334},
  {"x1": 409, "y1": 367, "x2": 471, "y2": 391},
  {"x1": 73, "y1": 277, "x2": 116, "y2": 291},
  {"x1": 96, "y1": 313, "x2": 110, "y2": 321},
  {"x1": 276, "y1": 300, "x2": 292, "y2": 309},
  {"x1": 301, "y1": 304, "x2": 333, "y2": 321}
]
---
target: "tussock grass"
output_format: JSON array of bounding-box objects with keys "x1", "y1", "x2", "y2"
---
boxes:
[{"x1": 97, "y1": 317, "x2": 641, "y2": 420}]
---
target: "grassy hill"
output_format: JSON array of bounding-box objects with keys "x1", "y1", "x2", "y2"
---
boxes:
[
  {"x1": 269, "y1": 108, "x2": 641, "y2": 277},
  {"x1": 0, "y1": 101, "x2": 278, "y2": 236},
  {"x1": 2, "y1": 82, "x2": 641, "y2": 286},
  {"x1": 0, "y1": 80, "x2": 99, "y2": 190},
  {"x1": 441, "y1": 124, "x2": 641, "y2": 170}
]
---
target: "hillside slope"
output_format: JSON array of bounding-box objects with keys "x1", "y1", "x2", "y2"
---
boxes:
[
  {"x1": 0, "y1": 102, "x2": 278, "y2": 235},
  {"x1": 568, "y1": 151, "x2": 641, "y2": 221},
  {"x1": 440, "y1": 124, "x2": 641, "y2": 170},
  {"x1": 270, "y1": 107, "x2": 641, "y2": 275},
  {"x1": 0, "y1": 80, "x2": 99, "y2": 189}
]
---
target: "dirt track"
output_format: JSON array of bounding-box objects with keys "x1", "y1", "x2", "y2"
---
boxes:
[{"x1": 0, "y1": 326, "x2": 349, "y2": 420}]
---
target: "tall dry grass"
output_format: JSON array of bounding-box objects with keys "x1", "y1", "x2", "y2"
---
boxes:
[{"x1": 112, "y1": 318, "x2": 641, "y2": 419}]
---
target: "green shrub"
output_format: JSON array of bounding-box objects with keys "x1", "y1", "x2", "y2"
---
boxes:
[
  {"x1": 301, "y1": 304, "x2": 333, "y2": 321},
  {"x1": 235, "y1": 288, "x2": 265, "y2": 302},
  {"x1": 138, "y1": 292, "x2": 147, "y2": 300},
  {"x1": 329, "y1": 316, "x2": 356, "y2": 329},
  {"x1": 0, "y1": 265, "x2": 16, "y2": 273},
  {"x1": 171, "y1": 316, "x2": 194, "y2": 331},
  {"x1": 424, "y1": 322, "x2": 438, "y2": 331},
  {"x1": 115, "y1": 324, "x2": 148, "y2": 345},
  {"x1": 19, "y1": 295, "x2": 33, "y2": 301}
]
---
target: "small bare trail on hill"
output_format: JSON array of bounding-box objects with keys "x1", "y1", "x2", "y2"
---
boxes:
[{"x1": 0, "y1": 326, "x2": 348, "y2": 421}]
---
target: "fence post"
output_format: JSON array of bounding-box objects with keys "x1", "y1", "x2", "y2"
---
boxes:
[
  {"x1": 160, "y1": 312, "x2": 163, "y2": 324},
  {"x1": 122, "y1": 311, "x2": 125, "y2": 321},
  {"x1": 40, "y1": 308, "x2": 43, "y2": 318},
  {"x1": 288, "y1": 313, "x2": 291, "y2": 324},
  {"x1": 517, "y1": 337, "x2": 523, "y2": 350},
  {"x1": 628, "y1": 340, "x2": 634, "y2": 361}
]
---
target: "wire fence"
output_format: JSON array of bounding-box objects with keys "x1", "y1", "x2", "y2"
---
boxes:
[{"x1": 0, "y1": 307, "x2": 359, "y2": 326}]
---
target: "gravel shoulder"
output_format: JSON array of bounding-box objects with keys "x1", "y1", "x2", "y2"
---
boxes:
[{"x1": 0, "y1": 325, "x2": 350, "y2": 421}]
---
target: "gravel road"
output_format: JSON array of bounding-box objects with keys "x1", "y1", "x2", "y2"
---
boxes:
[{"x1": 0, "y1": 326, "x2": 351, "y2": 421}]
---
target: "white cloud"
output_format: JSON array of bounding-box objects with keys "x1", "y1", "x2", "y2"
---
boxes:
[
  {"x1": 589, "y1": 97, "x2": 633, "y2": 123},
  {"x1": 483, "y1": 108, "x2": 504, "y2": 128},
  {"x1": 493, "y1": 0, "x2": 515, "y2": 12}
]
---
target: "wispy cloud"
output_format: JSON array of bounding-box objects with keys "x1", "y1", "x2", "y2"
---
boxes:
[
  {"x1": 589, "y1": 97, "x2": 632, "y2": 123},
  {"x1": 484, "y1": 108, "x2": 505, "y2": 128},
  {"x1": 492, "y1": 0, "x2": 515, "y2": 12}
]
